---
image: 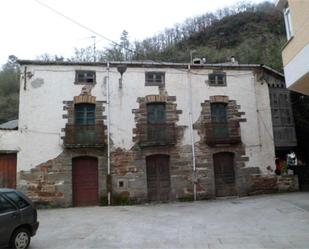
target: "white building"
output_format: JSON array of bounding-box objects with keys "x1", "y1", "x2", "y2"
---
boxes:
[{"x1": 0, "y1": 60, "x2": 297, "y2": 207}]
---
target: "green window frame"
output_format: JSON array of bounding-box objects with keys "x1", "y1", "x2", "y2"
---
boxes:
[
  {"x1": 74, "y1": 103, "x2": 96, "y2": 125},
  {"x1": 211, "y1": 103, "x2": 229, "y2": 138},
  {"x1": 147, "y1": 103, "x2": 166, "y2": 124}
]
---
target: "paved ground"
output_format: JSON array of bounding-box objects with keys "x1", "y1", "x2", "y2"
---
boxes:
[{"x1": 30, "y1": 192, "x2": 309, "y2": 249}]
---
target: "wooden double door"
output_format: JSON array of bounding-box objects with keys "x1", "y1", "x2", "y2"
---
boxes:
[
  {"x1": 0, "y1": 153, "x2": 16, "y2": 189},
  {"x1": 72, "y1": 157, "x2": 98, "y2": 206},
  {"x1": 213, "y1": 152, "x2": 236, "y2": 197},
  {"x1": 146, "y1": 155, "x2": 171, "y2": 202}
]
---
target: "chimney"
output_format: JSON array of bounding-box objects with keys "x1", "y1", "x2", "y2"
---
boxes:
[
  {"x1": 193, "y1": 58, "x2": 201, "y2": 64},
  {"x1": 230, "y1": 56, "x2": 238, "y2": 65}
]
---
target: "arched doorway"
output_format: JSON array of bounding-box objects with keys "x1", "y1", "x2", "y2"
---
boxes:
[
  {"x1": 213, "y1": 152, "x2": 236, "y2": 197},
  {"x1": 72, "y1": 156, "x2": 98, "y2": 206},
  {"x1": 146, "y1": 155, "x2": 171, "y2": 202}
]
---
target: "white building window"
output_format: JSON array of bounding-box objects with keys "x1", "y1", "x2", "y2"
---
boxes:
[
  {"x1": 145, "y1": 72, "x2": 165, "y2": 86},
  {"x1": 283, "y1": 6, "x2": 293, "y2": 40}
]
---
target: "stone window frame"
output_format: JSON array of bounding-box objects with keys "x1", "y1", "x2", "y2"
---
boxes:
[
  {"x1": 145, "y1": 72, "x2": 165, "y2": 86},
  {"x1": 75, "y1": 70, "x2": 96, "y2": 84},
  {"x1": 208, "y1": 71, "x2": 227, "y2": 87},
  {"x1": 132, "y1": 95, "x2": 183, "y2": 146}
]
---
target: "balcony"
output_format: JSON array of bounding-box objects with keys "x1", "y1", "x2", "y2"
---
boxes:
[
  {"x1": 63, "y1": 124, "x2": 105, "y2": 148},
  {"x1": 205, "y1": 121, "x2": 241, "y2": 146},
  {"x1": 139, "y1": 123, "x2": 176, "y2": 147}
]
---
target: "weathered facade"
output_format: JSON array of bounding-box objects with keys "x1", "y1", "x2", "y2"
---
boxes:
[{"x1": 0, "y1": 61, "x2": 298, "y2": 207}]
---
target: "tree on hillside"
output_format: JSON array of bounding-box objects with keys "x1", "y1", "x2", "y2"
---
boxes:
[
  {"x1": 36, "y1": 54, "x2": 64, "y2": 62},
  {"x1": 0, "y1": 56, "x2": 20, "y2": 123}
]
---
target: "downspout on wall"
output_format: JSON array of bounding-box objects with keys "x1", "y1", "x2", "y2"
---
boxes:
[
  {"x1": 187, "y1": 64, "x2": 197, "y2": 201},
  {"x1": 106, "y1": 62, "x2": 111, "y2": 206}
]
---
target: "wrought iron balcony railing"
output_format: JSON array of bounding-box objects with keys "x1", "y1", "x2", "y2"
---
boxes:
[
  {"x1": 63, "y1": 124, "x2": 105, "y2": 148},
  {"x1": 139, "y1": 123, "x2": 176, "y2": 147},
  {"x1": 205, "y1": 121, "x2": 241, "y2": 146}
]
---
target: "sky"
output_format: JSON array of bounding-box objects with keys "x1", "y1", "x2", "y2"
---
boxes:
[{"x1": 0, "y1": 0, "x2": 273, "y2": 66}]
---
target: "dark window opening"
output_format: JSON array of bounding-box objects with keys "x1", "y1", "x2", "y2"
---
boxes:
[
  {"x1": 118, "y1": 181, "x2": 124, "y2": 188},
  {"x1": 74, "y1": 104, "x2": 96, "y2": 125},
  {"x1": 211, "y1": 103, "x2": 228, "y2": 138},
  {"x1": 75, "y1": 70, "x2": 96, "y2": 84},
  {"x1": 147, "y1": 103, "x2": 166, "y2": 124},
  {"x1": 209, "y1": 72, "x2": 226, "y2": 86},
  {"x1": 146, "y1": 103, "x2": 167, "y2": 141},
  {"x1": 145, "y1": 72, "x2": 165, "y2": 86},
  {"x1": 211, "y1": 103, "x2": 228, "y2": 123}
]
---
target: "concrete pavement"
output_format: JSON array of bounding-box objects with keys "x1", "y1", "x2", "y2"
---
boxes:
[{"x1": 30, "y1": 192, "x2": 309, "y2": 249}]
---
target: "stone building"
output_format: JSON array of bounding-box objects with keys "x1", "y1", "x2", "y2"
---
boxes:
[{"x1": 0, "y1": 60, "x2": 298, "y2": 207}]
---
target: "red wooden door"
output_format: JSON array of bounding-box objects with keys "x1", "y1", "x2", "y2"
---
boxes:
[
  {"x1": 0, "y1": 154, "x2": 17, "y2": 189},
  {"x1": 72, "y1": 157, "x2": 98, "y2": 206},
  {"x1": 213, "y1": 152, "x2": 236, "y2": 197},
  {"x1": 146, "y1": 155, "x2": 171, "y2": 202}
]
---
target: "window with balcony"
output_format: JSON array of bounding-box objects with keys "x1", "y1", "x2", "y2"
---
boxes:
[
  {"x1": 75, "y1": 103, "x2": 95, "y2": 125},
  {"x1": 72, "y1": 103, "x2": 96, "y2": 145},
  {"x1": 147, "y1": 103, "x2": 166, "y2": 124},
  {"x1": 211, "y1": 103, "x2": 229, "y2": 139},
  {"x1": 146, "y1": 103, "x2": 167, "y2": 141},
  {"x1": 63, "y1": 101, "x2": 105, "y2": 148}
]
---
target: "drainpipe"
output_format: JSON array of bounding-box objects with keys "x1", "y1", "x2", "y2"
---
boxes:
[
  {"x1": 106, "y1": 62, "x2": 111, "y2": 205},
  {"x1": 187, "y1": 64, "x2": 197, "y2": 201}
]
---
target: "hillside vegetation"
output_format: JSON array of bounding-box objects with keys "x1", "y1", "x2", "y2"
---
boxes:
[
  {"x1": 131, "y1": 2, "x2": 286, "y2": 71},
  {"x1": 0, "y1": 56, "x2": 19, "y2": 124}
]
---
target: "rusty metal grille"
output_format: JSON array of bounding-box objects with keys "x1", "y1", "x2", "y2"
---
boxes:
[
  {"x1": 139, "y1": 124, "x2": 176, "y2": 147},
  {"x1": 64, "y1": 124, "x2": 105, "y2": 148},
  {"x1": 205, "y1": 121, "x2": 241, "y2": 145}
]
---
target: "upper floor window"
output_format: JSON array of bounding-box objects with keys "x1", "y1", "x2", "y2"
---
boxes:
[
  {"x1": 283, "y1": 5, "x2": 293, "y2": 40},
  {"x1": 211, "y1": 103, "x2": 228, "y2": 138},
  {"x1": 75, "y1": 70, "x2": 96, "y2": 84},
  {"x1": 147, "y1": 103, "x2": 166, "y2": 124},
  {"x1": 74, "y1": 103, "x2": 95, "y2": 125},
  {"x1": 145, "y1": 72, "x2": 165, "y2": 86},
  {"x1": 211, "y1": 103, "x2": 228, "y2": 123},
  {"x1": 208, "y1": 72, "x2": 226, "y2": 86}
]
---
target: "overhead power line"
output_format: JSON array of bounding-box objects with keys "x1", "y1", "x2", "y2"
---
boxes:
[
  {"x1": 32, "y1": 0, "x2": 267, "y2": 78},
  {"x1": 32, "y1": 0, "x2": 134, "y2": 53}
]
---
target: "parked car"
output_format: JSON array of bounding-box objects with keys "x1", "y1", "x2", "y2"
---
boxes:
[{"x1": 0, "y1": 188, "x2": 39, "y2": 249}]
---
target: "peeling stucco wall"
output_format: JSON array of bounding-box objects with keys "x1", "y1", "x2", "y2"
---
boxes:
[{"x1": 0, "y1": 63, "x2": 284, "y2": 206}]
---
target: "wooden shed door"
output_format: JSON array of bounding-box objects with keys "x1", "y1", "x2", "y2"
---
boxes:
[
  {"x1": 146, "y1": 155, "x2": 171, "y2": 202},
  {"x1": 0, "y1": 154, "x2": 17, "y2": 188},
  {"x1": 213, "y1": 153, "x2": 236, "y2": 197},
  {"x1": 72, "y1": 157, "x2": 98, "y2": 206}
]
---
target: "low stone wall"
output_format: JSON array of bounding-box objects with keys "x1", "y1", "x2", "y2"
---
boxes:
[{"x1": 248, "y1": 174, "x2": 298, "y2": 195}]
